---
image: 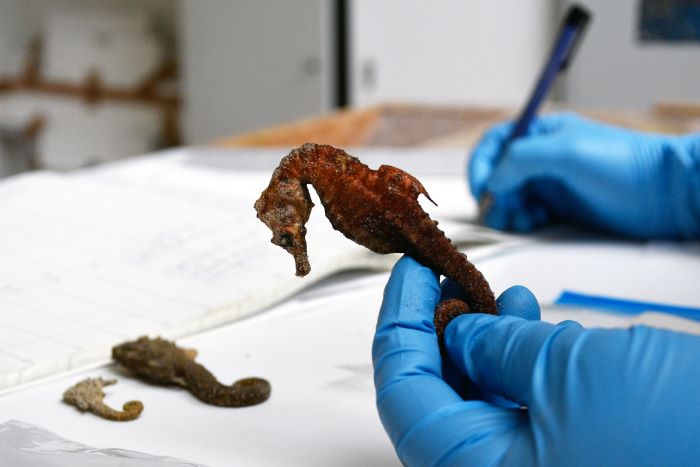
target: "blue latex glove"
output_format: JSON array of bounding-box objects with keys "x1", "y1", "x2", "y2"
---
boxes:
[
  {"x1": 469, "y1": 113, "x2": 700, "y2": 238},
  {"x1": 373, "y1": 256, "x2": 700, "y2": 466}
]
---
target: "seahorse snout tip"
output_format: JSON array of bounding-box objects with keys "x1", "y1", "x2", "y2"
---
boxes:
[
  {"x1": 294, "y1": 255, "x2": 311, "y2": 277},
  {"x1": 267, "y1": 228, "x2": 310, "y2": 276}
]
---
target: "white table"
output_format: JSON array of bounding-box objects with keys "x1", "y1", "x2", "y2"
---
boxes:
[
  {"x1": 2, "y1": 237, "x2": 699, "y2": 466},
  {"x1": 0, "y1": 271, "x2": 401, "y2": 466}
]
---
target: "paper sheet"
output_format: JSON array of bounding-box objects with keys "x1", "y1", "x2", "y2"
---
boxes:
[{"x1": 0, "y1": 420, "x2": 206, "y2": 466}]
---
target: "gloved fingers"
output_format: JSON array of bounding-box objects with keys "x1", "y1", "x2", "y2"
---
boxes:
[
  {"x1": 482, "y1": 192, "x2": 549, "y2": 233},
  {"x1": 486, "y1": 135, "x2": 574, "y2": 195},
  {"x1": 496, "y1": 285, "x2": 541, "y2": 321},
  {"x1": 468, "y1": 121, "x2": 515, "y2": 199},
  {"x1": 438, "y1": 279, "x2": 491, "y2": 400},
  {"x1": 393, "y1": 400, "x2": 530, "y2": 467},
  {"x1": 443, "y1": 312, "x2": 583, "y2": 406},
  {"x1": 483, "y1": 192, "x2": 521, "y2": 231},
  {"x1": 527, "y1": 112, "x2": 579, "y2": 134},
  {"x1": 415, "y1": 282, "x2": 544, "y2": 458},
  {"x1": 373, "y1": 256, "x2": 465, "y2": 444},
  {"x1": 511, "y1": 202, "x2": 552, "y2": 232},
  {"x1": 481, "y1": 285, "x2": 541, "y2": 408},
  {"x1": 468, "y1": 113, "x2": 576, "y2": 199},
  {"x1": 390, "y1": 276, "x2": 538, "y2": 456},
  {"x1": 439, "y1": 283, "x2": 539, "y2": 407},
  {"x1": 441, "y1": 281, "x2": 540, "y2": 322},
  {"x1": 374, "y1": 256, "x2": 443, "y2": 384}
]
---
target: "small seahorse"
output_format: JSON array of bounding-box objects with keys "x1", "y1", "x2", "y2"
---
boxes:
[
  {"x1": 112, "y1": 336, "x2": 270, "y2": 407},
  {"x1": 63, "y1": 377, "x2": 143, "y2": 421},
  {"x1": 254, "y1": 143, "x2": 497, "y2": 335}
]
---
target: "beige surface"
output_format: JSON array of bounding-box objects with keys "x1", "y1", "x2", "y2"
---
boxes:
[
  {"x1": 215, "y1": 102, "x2": 700, "y2": 150},
  {"x1": 214, "y1": 103, "x2": 508, "y2": 149}
]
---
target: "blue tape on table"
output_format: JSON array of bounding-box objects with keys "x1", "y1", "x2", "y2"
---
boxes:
[{"x1": 555, "y1": 290, "x2": 700, "y2": 322}]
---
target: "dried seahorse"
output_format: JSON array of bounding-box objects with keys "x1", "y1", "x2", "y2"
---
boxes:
[
  {"x1": 254, "y1": 143, "x2": 497, "y2": 336},
  {"x1": 63, "y1": 377, "x2": 143, "y2": 421},
  {"x1": 112, "y1": 336, "x2": 270, "y2": 407}
]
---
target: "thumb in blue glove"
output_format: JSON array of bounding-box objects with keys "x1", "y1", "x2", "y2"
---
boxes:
[
  {"x1": 373, "y1": 255, "x2": 540, "y2": 466},
  {"x1": 373, "y1": 255, "x2": 700, "y2": 466},
  {"x1": 469, "y1": 113, "x2": 700, "y2": 238}
]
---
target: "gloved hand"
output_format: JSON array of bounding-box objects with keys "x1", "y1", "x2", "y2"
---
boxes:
[
  {"x1": 373, "y1": 255, "x2": 700, "y2": 466},
  {"x1": 469, "y1": 113, "x2": 700, "y2": 238}
]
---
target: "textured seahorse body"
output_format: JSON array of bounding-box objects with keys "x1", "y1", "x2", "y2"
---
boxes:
[
  {"x1": 255, "y1": 143, "x2": 497, "y2": 318},
  {"x1": 112, "y1": 336, "x2": 271, "y2": 407},
  {"x1": 62, "y1": 377, "x2": 143, "y2": 421}
]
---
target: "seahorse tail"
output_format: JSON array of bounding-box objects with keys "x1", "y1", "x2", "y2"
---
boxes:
[{"x1": 93, "y1": 400, "x2": 143, "y2": 421}]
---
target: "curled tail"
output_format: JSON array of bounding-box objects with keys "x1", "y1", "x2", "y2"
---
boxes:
[
  {"x1": 184, "y1": 363, "x2": 271, "y2": 407},
  {"x1": 96, "y1": 400, "x2": 144, "y2": 421}
]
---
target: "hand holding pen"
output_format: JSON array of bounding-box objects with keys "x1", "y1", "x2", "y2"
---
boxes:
[
  {"x1": 469, "y1": 112, "x2": 700, "y2": 238},
  {"x1": 476, "y1": 5, "x2": 590, "y2": 221}
]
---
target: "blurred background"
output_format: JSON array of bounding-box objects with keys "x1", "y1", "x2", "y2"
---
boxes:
[{"x1": 0, "y1": 0, "x2": 698, "y2": 178}]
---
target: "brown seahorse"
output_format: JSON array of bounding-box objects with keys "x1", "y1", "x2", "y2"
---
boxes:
[
  {"x1": 63, "y1": 377, "x2": 143, "y2": 421},
  {"x1": 254, "y1": 143, "x2": 497, "y2": 337},
  {"x1": 112, "y1": 336, "x2": 270, "y2": 407}
]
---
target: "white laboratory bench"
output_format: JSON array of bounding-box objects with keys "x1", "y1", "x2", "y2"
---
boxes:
[
  {"x1": 2, "y1": 236, "x2": 699, "y2": 466},
  {"x1": 0, "y1": 271, "x2": 401, "y2": 466}
]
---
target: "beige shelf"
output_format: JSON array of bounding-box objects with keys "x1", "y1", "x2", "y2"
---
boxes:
[{"x1": 215, "y1": 102, "x2": 699, "y2": 150}]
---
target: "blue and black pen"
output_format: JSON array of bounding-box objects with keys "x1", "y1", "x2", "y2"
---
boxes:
[{"x1": 478, "y1": 5, "x2": 591, "y2": 221}]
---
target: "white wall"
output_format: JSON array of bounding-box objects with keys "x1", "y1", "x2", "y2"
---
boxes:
[
  {"x1": 0, "y1": 0, "x2": 26, "y2": 76},
  {"x1": 561, "y1": 0, "x2": 700, "y2": 109},
  {"x1": 0, "y1": 0, "x2": 176, "y2": 171},
  {"x1": 0, "y1": 93, "x2": 161, "y2": 170},
  {"x1": 1, "y1": 0, "x2": 177, "y2": 38},
  {"x1": 180, "y1": 0, "x2": 333, "y2": 144},
  {"x1": 350, "y1": 0, "x2": 556, "y2": 107},
  {"x1": 0, "y1": 0, "x2": 177, "y2": 77}
]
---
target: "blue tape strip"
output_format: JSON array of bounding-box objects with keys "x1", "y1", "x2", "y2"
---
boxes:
[{"x1": 555, "y1": 290, "x2": 700, "y2": 322}]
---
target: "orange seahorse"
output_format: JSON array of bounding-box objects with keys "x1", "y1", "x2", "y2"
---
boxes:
[{"x1": 254, "y1": 143, "x2": 497, "y2": 337}]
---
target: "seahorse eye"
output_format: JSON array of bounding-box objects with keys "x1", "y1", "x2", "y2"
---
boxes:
[{"x1": 277, "y1": 232, "x2": 294, "y2": 247}]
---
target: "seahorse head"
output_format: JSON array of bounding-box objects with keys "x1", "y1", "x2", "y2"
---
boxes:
[{"x1": 254, "y1": 176, "x2": 314, "y2": 276}]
